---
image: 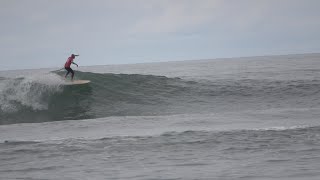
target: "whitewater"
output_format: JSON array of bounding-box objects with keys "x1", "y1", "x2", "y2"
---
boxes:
[{"x1": 1, "y1": 54, "x2": 320, "y2": 180}]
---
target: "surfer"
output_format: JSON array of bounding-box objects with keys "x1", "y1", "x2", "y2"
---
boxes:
[{"x1": 64, "y1": 54, "x2": 79, "y2": 80}]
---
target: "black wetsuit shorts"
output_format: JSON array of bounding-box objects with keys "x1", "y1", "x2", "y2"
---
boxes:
[{"x1": 65, "y1": 67, "x2": 74, "y2": 75}]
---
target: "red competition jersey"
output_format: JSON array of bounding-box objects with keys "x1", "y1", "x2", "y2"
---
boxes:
[{"x1": 65, "y1": 56, "x2": 74, "y2": 68}]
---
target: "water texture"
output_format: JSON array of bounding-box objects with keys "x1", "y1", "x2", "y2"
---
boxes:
[{"x1": 1, "y1": 53, "x2": 320, "y2": 179}]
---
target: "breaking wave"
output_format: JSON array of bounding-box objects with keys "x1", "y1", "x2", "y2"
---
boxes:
[{"x1": 1, "y1": 70, "x2": 320, "y2": 124}]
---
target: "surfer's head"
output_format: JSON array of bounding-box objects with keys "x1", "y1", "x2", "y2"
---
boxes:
[{"x1": 71, "y1": 54, "x2": 75, "y2": 58}]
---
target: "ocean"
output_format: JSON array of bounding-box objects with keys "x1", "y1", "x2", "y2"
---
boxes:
[{"x1": 1, "y1": 54, "x2": 320, "y2": 180}]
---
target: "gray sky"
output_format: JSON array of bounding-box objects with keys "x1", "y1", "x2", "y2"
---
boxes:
[{"x1": 1, "y1": 0, "x2": 320, "y2": 70}]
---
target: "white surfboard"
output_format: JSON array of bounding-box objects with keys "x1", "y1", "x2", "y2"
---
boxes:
[{"x1": 64, "y1": 80, "x2": 90, "y2": 85}]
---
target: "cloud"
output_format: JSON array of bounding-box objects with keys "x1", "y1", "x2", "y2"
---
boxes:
[
  {"x1": 129, "y1": 0, "x2": 320, "y2": 36},
  {"x1": 130, "y1": 0, "x2": 221, "y2": 34}
]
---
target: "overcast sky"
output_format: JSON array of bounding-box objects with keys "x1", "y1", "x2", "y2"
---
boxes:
[{"x1": 1, "y1": 0, "x2": 320, "y2": 70}]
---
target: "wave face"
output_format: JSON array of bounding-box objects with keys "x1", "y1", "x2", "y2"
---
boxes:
[{"x1": 1, "y1": 63, "x2": 320, "y2": 125}]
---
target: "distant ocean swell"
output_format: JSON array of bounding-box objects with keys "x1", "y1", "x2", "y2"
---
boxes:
[
  {"x1": 1, "y1": 71, "x2": 320, "y2": 125},
  {"x1": 2, "y1": 125, "x2": 319, "y2": 150}
]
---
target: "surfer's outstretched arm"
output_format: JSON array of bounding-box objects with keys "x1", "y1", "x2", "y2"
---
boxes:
[{"x1": 72, "y1": 62, "x2": 78, "y2": 67}]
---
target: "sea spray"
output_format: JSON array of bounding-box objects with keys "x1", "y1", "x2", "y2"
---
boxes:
[{"x1": 0, "y1": 73, "x2": 64, "y2": 112}]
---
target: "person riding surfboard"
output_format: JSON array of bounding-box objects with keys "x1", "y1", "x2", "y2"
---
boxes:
[{"x1": 65, "y1": 54, "x2": 79, "y2": 80}]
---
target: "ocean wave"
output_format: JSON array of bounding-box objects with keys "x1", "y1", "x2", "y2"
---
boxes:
[
  {"x1": 1, "y1": 71, "x2": 320, "y2": 124},
  {"x1": 3, "y1": 125, "x2": 319, "y2": 145},
  {"x1": 0, "y1": 71, "x2": 194, "y2": 124}
]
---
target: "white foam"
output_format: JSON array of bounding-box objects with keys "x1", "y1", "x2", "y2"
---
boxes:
[
  {"x1": 0, "y1": 72, "x2": 64, "y2": 112},
  {"x1": 254, "y1": 125, "x2": 310, "y2": 131}
]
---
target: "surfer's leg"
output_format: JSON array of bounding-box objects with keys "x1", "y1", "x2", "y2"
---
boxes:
[
  {"x1": 65, "y1": 68, "x2": 70, "y2": 78},
  {"x1": 70, "y1": 68, "x2": 75, "y2": 80}
]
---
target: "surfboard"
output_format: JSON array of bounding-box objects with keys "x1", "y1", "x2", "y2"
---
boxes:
[{"x1": 64, "y1": 80, "x2": 90, "y2": 85}]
